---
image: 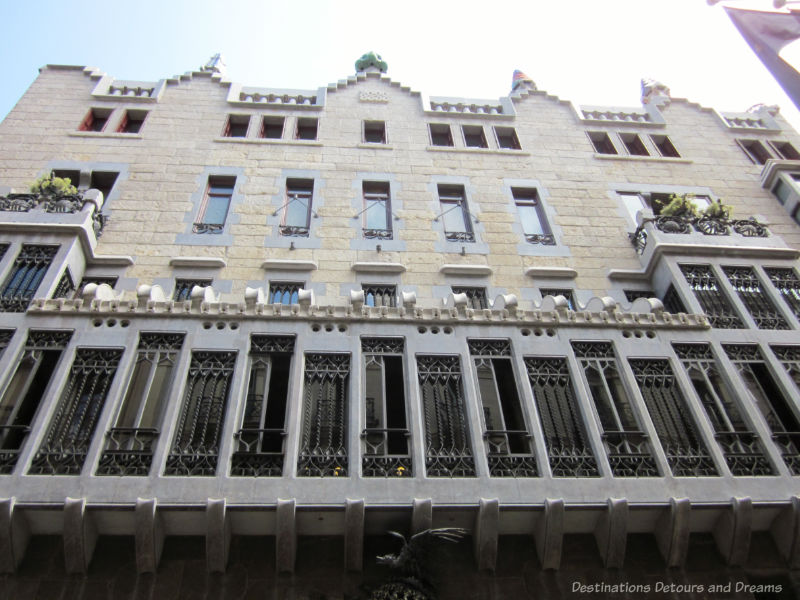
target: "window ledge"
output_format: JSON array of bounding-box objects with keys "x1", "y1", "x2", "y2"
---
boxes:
[
  {"x1": 524, "y1": 266, "x2": 578, "y2": 279},
  {"x1": 593, "y1": 153, "x2": 691, "y2": 164},
  {"x1": 351, "y1": 261, "x2": 406, "y2": 273},
  {"x1": 439, "y1": 264, "x2": 492, "y2": 276},
  {"x1": 69, "y1": 132, "x2": 143, "y2": 140},
  {"x1": 214, "y1": 137, "x2": 322, "y2": 146},
  {"x1": 261, "y1": 259, "x2": 318, "y2": 271},
  {"x1": 426, "y1": 146, "x2": 530, "y2": 156},
  {"x1": 169, "y1": 257, "x2": 227, "y2": 269},
  {"x1": 356, "y1": 143, "x2": 394, "y2": 150}
]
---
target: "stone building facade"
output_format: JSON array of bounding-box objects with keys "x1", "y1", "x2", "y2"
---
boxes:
[{"x1": 0, "y1": 53, "x2": 799, "y2": 597}]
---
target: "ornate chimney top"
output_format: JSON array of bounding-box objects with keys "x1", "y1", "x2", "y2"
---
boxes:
[
  {"x1": 641, "y1": 77, "x2": 670, "y2": 105},
  {"x1": 355, "y1": 51, "x2": 388, "y2": 74},
  {"x1": 511, "y1": 70, "x2": 536, "y2": 92},
  {"x1": 201, "y1": 53, "x2": 227, "y2": 76}
]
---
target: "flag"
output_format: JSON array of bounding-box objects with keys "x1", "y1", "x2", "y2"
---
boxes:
[{"x1": 725, "y1": 7, "x2": 800, "y2": 111}]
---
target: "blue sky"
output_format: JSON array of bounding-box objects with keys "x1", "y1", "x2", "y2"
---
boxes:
[{"x1": 2, "y1": 0, "x2": 800, "y2": 129}]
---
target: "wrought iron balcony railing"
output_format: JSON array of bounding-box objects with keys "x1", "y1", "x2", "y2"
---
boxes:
[
  {"x1": 279, "y1": 225, "x2": 309, "y2": 237},
  {"x1": 524, "y1": 233, "x2": 556, "y2": 245},
  {"x1": 231, "y1": 428, "x2": 286, "y2": 477},
  {"x1": 362, "y1": 227, "x2": 393, "y2": 240},
  {"x1": 0, "y1": 191, "x2": 107, "y2": 237},
  {"x1": 96, "y1": 427, "x2": 159, "y2": 476},
  {"x1": 192, "y1": 222, "x2": 224, "y2": 234},
  {"x1": 28, "y1": 442, "x2": 90, "y2": 475},
  {"x1": 714, "y1": 431, "x2": 774, "y2": 476},
  {"x1": 361, "y1": 428, "x2": 412, "y2": 477},
  {"x1": 483, "y1": 429, "x2": 538, "y2": 477},
  {"x1": 0, "y1": 425, "x2": 30, "y2": 474},
  {"x1": 601, "y1": 430, "x2": 659, "y2": 477},
  {"x1": 425, "y1": 449, "x2": 476, "y2": 477},
  {"x1": 444, "y1": 230, "x2": 475, "y2": 243},
  {"x1": 772, "y1": 431, "x2": 800, "y2": 475},
  {"x1": 630, "y1": 215, "x2": 768, "y2": 255}
]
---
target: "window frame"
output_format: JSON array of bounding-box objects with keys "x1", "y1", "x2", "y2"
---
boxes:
[
  {"x1": 619, "y1": 133, "x2": 649, "y2": 156},
  {"x1": 281, "y1": 179, "x2": 314, "y2": 236},
  {"x1": 116, "y1": 109, "x2": 148, "y2": 134},
  {"x1": 437, "y1": 184, "x2": 474, "y2": 242},
  {"x1": 429, "y1": 123, "x2": 454, "y2": 147},
  {"x1": 173, "y1": 278, "x2": 212, "y2": 302},
  {"x1": 194, "y1": 176, "x2": 235, "y2": 234},
  {"x1": 363, "y1": 120, "x2": 387, "y2": 144},
  {"x1": 260, "y1": 116, "x2": 285, "y2": 139},
  {"x1": 512, "y1": 187, "x2": 553, "y2": 245},
  {"x1": 222, "y1": 114, "x2": 250, "y2": 138},
  {"x1": 494, "y1": 126, "x2": 521, "y2": 150},
  {"x1": 737, "y1": 139, "x2": 773, "y2": 165},
  {"x1": 362, "y1": 181, "x2": 392, "y2": 239},
  {"x1": 269, "y1": 281, "x2": 304, "y2": 305},
  {"x1": 78, "y1": 108, "x2": 113, "y2": 132},
  {"x1": 587, "y1": 131, "x2": 618, "y2": 155},
  {"x1": 650, "y1": 134, "x2": 680, "y2": 158},
  {"x1": 462, "y1": 125, "x2": 488, "y2": 149},
  {"x1": 295, "y1": 118, "x2": 318, "y2": 141}
]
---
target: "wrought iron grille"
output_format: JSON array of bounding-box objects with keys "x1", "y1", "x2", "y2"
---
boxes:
[
  {"x1": 232, "y1": 336, "x2": 295, "y2": 477},
  {"x1": 624, "y1": 290, "x2": 655, "y2": 303},
  {"x1": 468, "y1": 339, "x2": 511, "y2": 357},
  {"x1": 573, "y1": 342, "x2": 659, "y2": 477},
  {"x1": 297, "y1": 353, "x2": 350, "y2": 477},
  {"x1": 173, "y1": 278, "x2": 212, "y2": 302},
  {"x1": 662, "y1": 285, "x2": 687, "y2": 314},
  {"x1": 269, "y1": 282, "x2": 302, "y2": 305},
  {"x1": 540, "y1": 288, "x2": 576, "y2": 310},
  {"x1": 361, "y1": 337, "x2": 404, "y2": 354},
  {"x1": 278, "y1": 225, "x2": 310, "y2": 237},
  {"x1": 164, "y1": 351, "x2": 237, "y2": 476},
  {"x1": 724, "y1": 344, "x2": 800, "y2": 474},
  {"x1": 679, "y1": 264, "x2": 744, "y2": 328},
  {"x1": 363, "y1": 285, "x2": 396, "y2": 308},
  {"x1": 764, "y1": 267, "x2": 800, "y2": 320},
  {"x1": 0, "y1": 245, "x2": 59, "y2": 312},
  {"x1": 29, "y1": 348, "x2": 123, "y2": 475},
  {"x1": 524, "y1": 357, "x2": 598, "y2": 477},
  {"x1": 97, "y1": 333, "x2": 185, "y2": 476},
  {"x1": 417, "y1": 355, "x2": 475, "y2": 477},
  {"x1": 0, "y1": 329, "x2": 13, "y2": 356},
  {"x1": 772, "y1": 345, "x2": 800, "y2": 391},
  {"x1": 722, "y1": 266, "x2": 788, "y2": 330},
  {"x1": 452, "y1": 286, "x2": 488, "y2": 310},
  {"x1": 673, "y1": 343, "x2": 773, "y2": 476},
  {"x1": 629, "y1": 359, "x2": 718, "y2": 476},
  {"x1": 52, "y1": 269, "x2": 74, "y2": 299}
]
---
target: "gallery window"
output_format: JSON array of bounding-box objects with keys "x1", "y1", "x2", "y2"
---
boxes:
[
  {"x1": 620, "y1": 133, "x2": 649, "y2": 156},
  {"x1": 650, "y1": 135, "x2": 680, "y2": 158},
  {"x1": 452, "y1": 286, "x2": 488, "y2": 310},
  {"x1": 587, "y1": 131, "x2": 617, "y2": 154},
  {"x1": 173, "y1": 278, "x2": 212, "y2": 302},
  {"x1": 0, "y1": 245, "x2": 59, "y2": 312},
  {"x1": 269, "y1": 281, "x2": 303, "y2": 305}
]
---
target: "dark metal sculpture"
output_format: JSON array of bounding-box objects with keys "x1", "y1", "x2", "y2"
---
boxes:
[{"x1": 370, "y1": 528, "x2": 467, "y2": 600}]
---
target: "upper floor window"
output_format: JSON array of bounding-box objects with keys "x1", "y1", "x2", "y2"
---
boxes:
[
  {"x1": 295, "y1": 118, "x2": 318, "y2": 140},
  {"x1": 260, "y1": 116, "x2": 285, "y2": 139},
  {"x1": 362, "y1": 181, "x2": 392, "y2": 239},
  {"x1": 437, "y1": 184, "x2": 474, "y2": 242},
  {"x1": 363, "y1": 284, "x2": 396, "y2": 308},
  {"x1": 223, "y1": 115, "x2": 250, "y2": 138},
  {"x1": 650, "y1": 135, "x2": 680, "y2": 158},
  {"x1": 494, "y1": 127, "x2": 521, "y2": 150},
  {"x1": 587, "y1": 131, "x2": 617, "y2": 155},
  {"x1": 0, "y1": 245, "x2": 58, "y2": 312},
  {"x1": 737, "y1": 139, "x2": 773, "y2": 165},
  {"x1": 173, "y1": 278, "x2": 212, "y2": 302},
  {"x1": 52, "y1": 269, "x2": 75, "y2": 299},
  {"x1": 429, "y1": 123, "x2": 454, "y2": 147},
  {"x1": 78, "y1": 108, "x2": 112, "y2": 132},
  {"x1": 540, "y1": 288, "x2": 576, "y2": 310},
  {"x1": 117, "y1": 110, "x2": 147, "y2": 134},
  {"x1": 620, "y1": 133, "x2": 649, "y2": 156},
  {"x1": 194, "y1": 176, "x2": 235, "y2": 234},
  {"x1": 462, "y1": 125, "x2": 488, "y2": 148},
  {"x1": 770, "y1": 140, "x2": 800, "y2": 160},
  {"x1": 281, "y1": 179, "x2": 313, "y2": 237},
  {"x1": 269, "y1": 281, "x2": 303, "y2": 305},
  {"x1": 618, "y1": 191, "x2": 710, "y2": 226},
  {"x1": 363, "y1": 120, "x2": 387, "y2": 144},
  {"x1": 452, "y1": 286, "x2": 488, "y2": 310},
  {"x1": 512, "y1": 187, "x2": 553, "y2": 245}
]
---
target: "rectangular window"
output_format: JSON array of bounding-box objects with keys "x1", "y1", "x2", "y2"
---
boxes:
[
  {"x1": 650, "y1": 135, "x2": 680, "y2": 158},
  {"x1": 588, "y1": 131, "x2": 617, "y2": 154},
  {"x1": 772, "y1": 345, "x2": 800, "y2": 393},
  {"x1": 362, "y1": 181, "x2": 392, "y2": 239},
  {"x1": 164, "y1": 351, "x2": 237, "y2": 476},
  {"x1": 462, "y1": 125, "x2": 488, "y2": 148},
  {"x1": 78, "y1": 108, "x2": 112, "y2": 132},
  {"x1": 363, "y1": 120, "x2": 386, "y2": 143},
  {"x1": 97, "y1": 333, "x2": 185, "y2": 476},
  {"x1": 281, "y1": 179, "x2": 313, "y2": 237},
  {"x1": 429, "y1": 123, "x2": 454, "y2": 146},
  {"x1": 452, "y1": 286, "x2": 488, "y2": 310},
  {"x1": 417, "y1": 355, "x2": 475, "y2": 476},
  {"x1": 674, "y1": 343, "x2": 773, "y2": 476},
  {"x1": 0, "y1": 330, "x2": 72, "y2": 474},
  {"x1": 0, "y1": 245, "x2": 58, "y2": 312},
  {"x1": 737, "y1": 139, "x2": 773, "y2": 164},
  {"x1": 680, "y1": 264, "x2": 744, "y2": 329},
  {"x1": 572, "y1": 341, "x2": 659, "y2": 477},
  {"x1": 628, "y1": 358, "x2": 717, "y2": 476},
  {"x1": 469, "y1": 339, "x2": 537, "y2": 477},
  {"x1": 362, "y1": 284, "x2": 396, "y2": 307},
  {"x1": 765, "y1": 267, "x2": 800, "y2": 320},
  {"x1": 29, "y1": 348, "x2": 124, "y2": 475},
  {"x1": 525, "y1": 357, "x2": 598, "y2": 477},
  {"x1": 223, "y1": 114, "x2": 249, "y2": 137},
  {"x1": 724, "y1": 344, "x2": 800, "y2": 474},
  {"x1": 295, "y1": 118, "x2": 318, "y2": 140},
  {"x1": 494, "y1": 126, "x2": 521, "y2": 150},
  {"x1": 52, "y1": 269, "x2": 74, "y2": 299},
  {"x1": 232, "y1": 335, "x2": 295, "y2": 477},
  {"x1": 772, "y1": 179, "x2": 792, "y2": 205},
  {"x1": 297, "y1": 353, "x2": 350, "y2": 476},
  {"x1": 438, "y1": 184, "x2": 474, "y2": 242},
  {"x1": 620, "y1": 133, "x2": 649, "y2": 156},
  {"x1": 269, "y1": 281, "x2": 303, "y2": 305},
  {"x1": 723, "y1": 266, "x2": 789, "y2": 330},
  {"x1": 260, "y1": 116, "x2": 285, "y2": 139},
  {"x1": 90, "y1": 171, "x2": 119, "y2": 206},
  {"x1": 194, "y1": 177, "x2": 234, "y2": 234},
  {"x1": 769, "y1": 140, "x2": 800, "y2": 160},
  {"x1": 512, "y1": 187, "x2": 553, "y2": 245},
  {"x1": 173, "y1": 278, "x2": 212, "y2": 302},
  {"x1": 361, "y1": 338, "x2": 410, "y2": 477},
  {"x1": 116, "y1": 110, "x2": 147, "y2": 134},
  {"x1": 540, "y1": 288, "x2": 576, "y2": 310}
]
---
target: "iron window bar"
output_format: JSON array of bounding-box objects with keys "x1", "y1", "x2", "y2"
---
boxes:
[
  {"x1": 361, "y1": 428, "x2": 412, "y2": 477},
  {"x1": 231, "y1": 428, "x2": 287, "y2": 477},
  {"x1": 0, "y1": 245, "x2": 59, "y2": 312},
  {"x1": 680, "y1": 264, "x2": 744, "y2": 329},
  {"x1": 722, "y1": 266, "x2": 789, "y2": 330},
  {"x1": 96, "y1": 427, "x2": 159, "y2": 476},
  {"x1": 362, "y1": 285, "x2": 396, "y2": 308},
  {"x1": 765, "y1": 267, "x2": 800, "y2": 320},
  {"x1": 52, "y1": 269, "x2": 74, "y2": 299}
]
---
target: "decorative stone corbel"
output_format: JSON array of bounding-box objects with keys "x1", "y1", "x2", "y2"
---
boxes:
[
  {"x1": 401, "y1": 290, "x2": 416, "y2": 309},
  {"x1": 191, "y1": 285, "x2": 218, "y2": 311},
  {"x1": 344, "y1": 498, "x2": 365, "y2": 572},
  {"x1": 771, "y1": 496, "x2": 800, "y2": 568},
  {"x1": 297, "y1": 288, "x2": 314, "y2": 307},
  {"x1": 594, "y1": 497, "x2": 628, "y2": 569},
  {"x1": 244, "y1": 286, "x2": 265, "y2": 310},
  {"x1": 0, "y1": 498, "x2": 30, "y2": 573},
  {"x1": 135, "y1": 498, "x2": 164, "y2": 574},
  {"x1": 206, "y1": 498, "x2": 231, "y2": 573},
  {"x1": 584, "y1": 296, "x2": 616, "y2": 313},
  {"x1": 540, "y1": 294, "x2": 570, "y2": 317},
  {"x1": 350, "y1": 289, "x2": 365, "y2": 311},
  {"x1": 534, "y1": 498, "x2": 564, "y2": 570},
  {"x1": 412, "y1": 498, "x2": 432, "y2": 535},
  {"x1": 713, "y1": 496, "x2": 752, "y2": 567},
  {"x1": 654, "y1": 497, "x2": 690, "y2": 568},
  {"x1": 474, "y1": 498, "x2": 499, "y2": 571},
  {"x1": 631, "y1": 296, "x2": 664, "y2": 315},
  {"x1": 276, "y1": 498, "x2": 297, "y2": 573},
  {"x1": 492, "y1": 293, "x2": 517, "y2": 315},
  {"x1": 64, "y1": 497, "x2": 98, "y2": 574}
]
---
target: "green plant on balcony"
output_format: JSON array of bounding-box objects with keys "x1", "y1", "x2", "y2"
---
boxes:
[
  {"x1": 702, "y1": 198, "x2": 733, "y2": 220},
  {"x1": 29, "y1": 173, "x2": 78, "y2": 197},
  {"x1": 657, "y1": 193, "x2": 699, "y2": 218}
]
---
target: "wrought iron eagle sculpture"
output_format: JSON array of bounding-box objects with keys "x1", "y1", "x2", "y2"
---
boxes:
[{"x1": 369, "y1": 528, "x2": 467, "y2": 600}]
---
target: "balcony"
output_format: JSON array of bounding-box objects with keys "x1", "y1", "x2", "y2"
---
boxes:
[
  {"x1": 483, "y1": 429, "x2": 538, "y2": 477},
  {"x1": 361, "y1": 427, "x2": 412, "y2": 477},
  {"x1": 96, "y1": 427, "x2": 158, "y2": 476},
  {"x1": 230, "y1": 428, "x2": 285, "y2": 477}
]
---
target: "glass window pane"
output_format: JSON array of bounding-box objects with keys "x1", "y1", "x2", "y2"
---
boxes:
[
  {"x1": 285, "y1": 196, "x2": 309, "y2": 227},
  {"x1": 365, "y1": 200, "x2": 388, "y2": 230},
  {"x1": 442, "y1": 202, "x2": 468, "y2": 232},
  {"x1": 203, "y1": 196, "x2": 230, "y2": 225},
  {"x1": 518, "y1": 204, "x2": 544, "y2": 235}
]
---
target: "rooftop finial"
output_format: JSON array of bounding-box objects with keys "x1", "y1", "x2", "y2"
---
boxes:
[
  {"x1": 641, "y1": 77, "x2": 670, "y2": 105},
  {"x1": 355, "y1": 51, "x2": 388, "y2": 74},
  {"x1": 511, "y1": 70, "x2": 535, "y2": 92},
  {"x1": 201, "y1": 53, "x2": 227, "y2": 76}
]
